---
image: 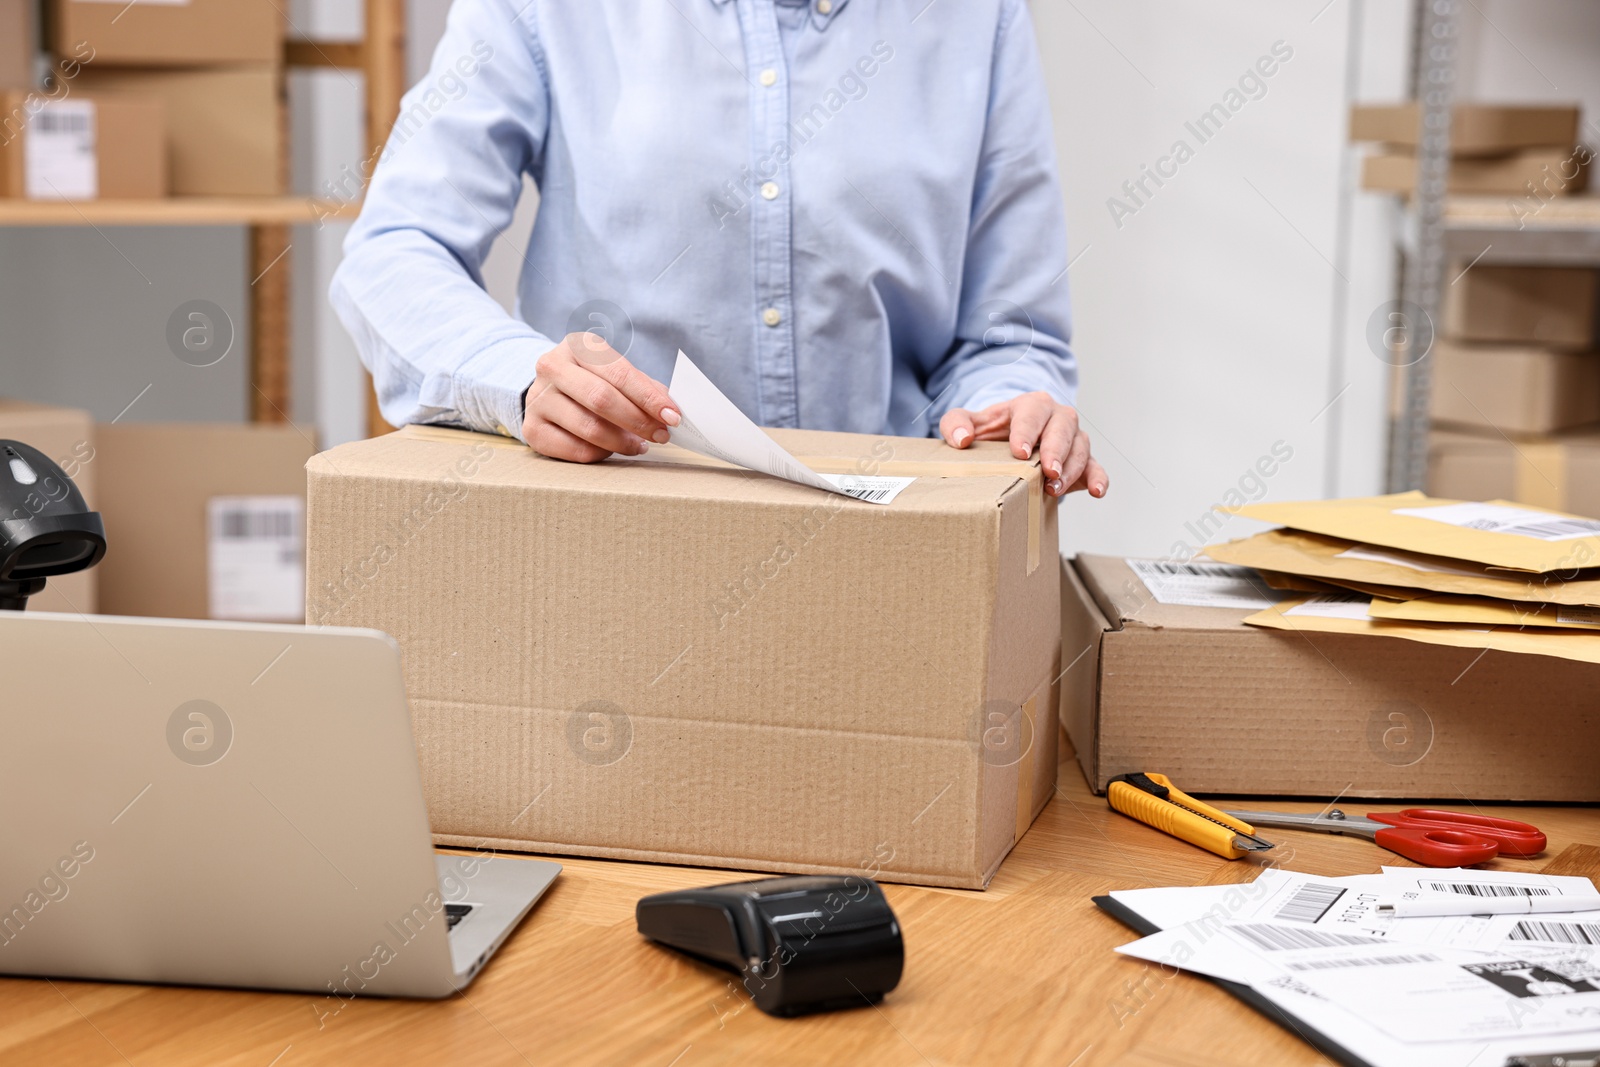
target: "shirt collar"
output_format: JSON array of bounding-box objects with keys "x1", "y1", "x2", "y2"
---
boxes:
[{"x1": 707, "y1": 0, "x2": 849, "y2": 32}]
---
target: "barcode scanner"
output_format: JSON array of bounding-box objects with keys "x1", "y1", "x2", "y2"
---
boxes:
[
  {"x1": 636, "y1": 875, "x2": 904, "y2": 1017},
  {"x1": 0, "y1": 440, "x2": 106, "y2": 611}
]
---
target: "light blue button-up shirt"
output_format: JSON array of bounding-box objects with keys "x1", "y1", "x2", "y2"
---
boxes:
[{"x1": 331, "y1": 0, "x2": 1076, "y2": 442}]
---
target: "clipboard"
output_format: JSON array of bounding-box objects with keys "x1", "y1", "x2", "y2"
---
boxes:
[{"x1": 1093, "y1": 895, "x2": 1377, "y2": 1067}]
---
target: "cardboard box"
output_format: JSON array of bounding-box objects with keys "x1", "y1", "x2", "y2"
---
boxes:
[
  {"x1": 95, "y1": 423, "x2": 317, "y2": 622},
  {"x1": 0, "y1": 0, "x2": 35, "y2": 89},
  {"x1": 1350, "y1": 103, "x2": 1581, "y2": 156},
  {"x1": 0, "y1": 399, "x2": 96, "y2": 614},
  {"x1": 1361, "y1": 147, "x2": 1588, "y2": 196},
  {"x1": 1429, "y1": 427, "x2": 1600, "y2": 518},
  {"x1": 1444, "y1": 265, "x2": 1599, "y2": 349},
  {"x1": 305, "y1": 426, "x2": 1061, "y2": 889},
  {"x1": 73, "y1": 67, "x2": 283, "y2": 196},
  {"x1": 0, "y1": 91, "x2": 165, "y2": 199},
  {"x1": 44, "y1": 0, "x2": 282, "y2": 66},
  {"x1": 1430, "y1": 340, "x2": 1600, "y2": 437},
  {"x1": 1059, "y1": 554, "x2": 1600, "y2": 801}
]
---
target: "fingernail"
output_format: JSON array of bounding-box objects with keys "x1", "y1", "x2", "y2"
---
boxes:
[
  {"x1": 661, "y1": 408, "x2": 682, "y2": 427},
  {"x1": 636, "y1": 441, "x2": 650, "y2": 455},
  {"x1": 652, "y1": 429, "x2": 670, "y2": 444},
  {"x1": 1047, "y1": 479, "x2": 1063, "y2": 495},
  {"x1": 1093, "y1": 483, "x2": 1105, "y2": 496},
  {"x1": 952, "y1": 428, "x2": 971, "y2": 447}
]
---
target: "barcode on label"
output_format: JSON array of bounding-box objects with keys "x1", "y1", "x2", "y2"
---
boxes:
[
  {"x1": 1287, "y1": 953, "x2": 1438, "y2": 971},
  {"x1": 1134, "y1": 561, "x2": 1255, "y2": 579},
  {"x1": 840, "y1": 485, "x2": 893, "y2": 503},
  {"x1": 218, "y1": 508, "x2": 297, "y2": 540},
  {"x1": 1229, "y1": 923, "x2": 1385, "y2": 952},
  {"x1": 1125, "y1": 559, "x2": 1281, "y2": 609},
  {"x1": 1508, "y1": 920, "x2": 1600, "y2": 945},
  {"x1": 36, "y1": 110, "x2": 91, "y2": 134},
  {"x1": 1423, "y1": 881, "x2": 1554, "y2": 897},
  {"x1": 1556, "y1": 606, "x2": 1600, "y2": 626},
  {"x1": 1272, "y1": 883, "x2": 1347, "y2": 923},
  {"x1": 1395, "y1": 502, "x2": 1600, "y2": 542}
]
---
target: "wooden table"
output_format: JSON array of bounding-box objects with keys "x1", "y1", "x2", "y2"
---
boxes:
[{"x1": 3, "y1": 755, "x2": 1596, "y2": 1066}]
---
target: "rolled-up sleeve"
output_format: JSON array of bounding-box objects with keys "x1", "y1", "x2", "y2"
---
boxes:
[
  {"x1": 924, "y1": 0, "x2": 1078, "y2": 420},
  {"x1": 329, "y1": 0, "x2": 555, "y2": 440}
]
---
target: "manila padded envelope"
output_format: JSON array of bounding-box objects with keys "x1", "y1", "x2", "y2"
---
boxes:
[
  {"x1": 1204, "y1": 528, "x2": 1600, "y2": 607},
  {"x1": 1244, "y1": 595, "x2": 1600, "y2": 665},
  {"x1": 1225, "y1": 491, "x2": 1600, "y2": 573},
  {"x1": 1367, "y1": 593, "x2": 1600, "y2": 632}
]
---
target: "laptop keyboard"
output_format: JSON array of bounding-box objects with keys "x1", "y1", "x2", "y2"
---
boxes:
[{"x1": 445, "y1": 903, "x2": 474, "y2": 931}]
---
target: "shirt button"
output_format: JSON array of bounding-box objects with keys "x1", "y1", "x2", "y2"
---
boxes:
[
  {"x1": 762, "y1": 308, "x2": 782, "y2": 327},
  {"x1": 817, "y1": 0, "x2": 832, "y2": 12},
  {"x1": 760, "y1": 68, "x2": 778, "y2": 87},
  {"x1": 761, "y1": 181, "x2": 779, "y2": 200}
]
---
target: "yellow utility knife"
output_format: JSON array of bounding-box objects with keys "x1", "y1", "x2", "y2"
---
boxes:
[{"x1": 1107, "y1": 772, "x2": 1276, "y2": 860}]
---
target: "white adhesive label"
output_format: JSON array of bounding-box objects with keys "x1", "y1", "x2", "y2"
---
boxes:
[
  {"x1": 1127, "y1": 559, "x2": 1280, "y2": 609},
  {"x1": 1394, "y1": 502, "x2": 1600, "y2": 542},
  {"x1": 1282, "y1": 593, "x2": 1372, "y2": 620},
  {"x1": 208, "y1": 496, "x2": 305, "y2": 622},
  {"x1": 25, "y1": 100, "x2": 96, "y2": 200}
]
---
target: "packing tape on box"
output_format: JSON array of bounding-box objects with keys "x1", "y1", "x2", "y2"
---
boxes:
[
  {"x1": 1514, "y1": 441, "x2": 1568, "y2": 512},
  {"x1": 397, "y1": 425, "x2": 1045, "y2": 574},
  {"x1": 1014, "y1": 694, "x2": 1039, "y2": 843}
]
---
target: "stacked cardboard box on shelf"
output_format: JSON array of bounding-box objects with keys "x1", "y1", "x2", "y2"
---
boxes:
[
  {"x1": 0, "y1": 90, "x2": 166, "y2": 199},
  {"x1": 45, "y1": 0, "x2": 285, "y2": 196},
  {"x1": 94, "y1": 423, "x2": 317, "y2": 623},
  {"x1": 0, "y1": 403, "x2": 315, "y2": 622},
  {"x1": 1427, "y1": 264, "x2": 1600, "y2": 502},
  {"x1": 0, "y1": 0, "x2": 34, "y2": 89},
  {"x1": 1351, "y1": 102, "x2": 1587, "y2": 196}
]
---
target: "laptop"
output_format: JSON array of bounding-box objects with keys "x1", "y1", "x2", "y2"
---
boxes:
[{"x1": 0, "y1": 611, "x2": 559, "y2": 998}]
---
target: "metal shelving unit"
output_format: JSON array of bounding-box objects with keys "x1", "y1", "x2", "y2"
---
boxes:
[
  {"x1": 0, "y1": 0, "x2": 404, "y2": 433},
  {"x1": 1386, "y1": 0, "x2": 1600, "y2": 490}
]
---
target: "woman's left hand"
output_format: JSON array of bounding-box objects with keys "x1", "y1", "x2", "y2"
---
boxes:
[{"x1": 940, "y1": 392, "x2": 1109, "y2": 499}]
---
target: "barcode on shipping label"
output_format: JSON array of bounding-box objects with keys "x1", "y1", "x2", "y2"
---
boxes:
[
  {"x1": 1272, "y1": 882, "x2": 1348, "y2": 923},
  {"x1": 25, "y1": 100, "x2": 96, "y2": 200},
  {"x1": 817, "y1": 473, "x2": 915, "y2": 505},
  {"x1": 1228, "y1": 923, "x2": 1384, "y2": 952},
  {"x1": 1287, "y1": 953, "x2": 1439, "y2": 971},
  {"x1": 1282, "y1": 593, "x2": 1370, "y2": 621},
  {"x1": 1394, "y1": 502, "x2": 1600, "y2": 542},
  {"x1": 1508, "y1": 920, "x2": 1600, "y2": 945},
  {"x1": 1424, "y1": 881, "x2": 1554, "y2": 897},
  {"x1": 1126, "y1": 559, "x2": 1281, "y2": 609},
  {"x1": 207, "y1": 496, "x2": 304, "y2": 622},
  {"x1": 1556, "y1": 606, "x2": 1600, "y2": 626}
]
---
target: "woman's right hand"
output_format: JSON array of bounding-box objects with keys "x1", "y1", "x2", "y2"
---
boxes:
[{"x1": 521, "y1": 332, "x2": 681, "y2": 462}]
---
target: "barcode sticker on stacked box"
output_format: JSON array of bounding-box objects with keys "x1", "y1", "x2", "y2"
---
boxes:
[
  {"x1": 25, "y1": 100, "x2": 97, "y2": 200},
  {"x1": 207, "y1": 496, "x2": 304, "y2": 622}
]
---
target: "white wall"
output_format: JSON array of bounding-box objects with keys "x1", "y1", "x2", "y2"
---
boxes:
[{"x1": 1034, "y1": 0, "x2": 1410, "y2": 559}]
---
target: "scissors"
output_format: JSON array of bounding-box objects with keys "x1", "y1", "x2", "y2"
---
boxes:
[{"x1": 1219, "y1": 807, "x2": 1546, "y2": 867}]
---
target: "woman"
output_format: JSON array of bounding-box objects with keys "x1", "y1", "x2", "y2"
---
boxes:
[{"x1": 332, "y1": 0, "x2": 1106, "y2": 499}]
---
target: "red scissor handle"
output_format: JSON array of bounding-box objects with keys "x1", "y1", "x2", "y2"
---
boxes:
[{"x1": 1369, "y1": 809, "x2": 1547, "y2": 865}]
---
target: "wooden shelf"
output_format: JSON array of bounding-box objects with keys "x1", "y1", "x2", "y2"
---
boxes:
[{"x1": 0, "y1": 196, "x2": 360, "y2": 228}]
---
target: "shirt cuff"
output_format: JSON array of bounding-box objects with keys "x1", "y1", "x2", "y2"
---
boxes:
[{"x1": 452, "y1": 336, "x2": 555, "y2": 443}]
